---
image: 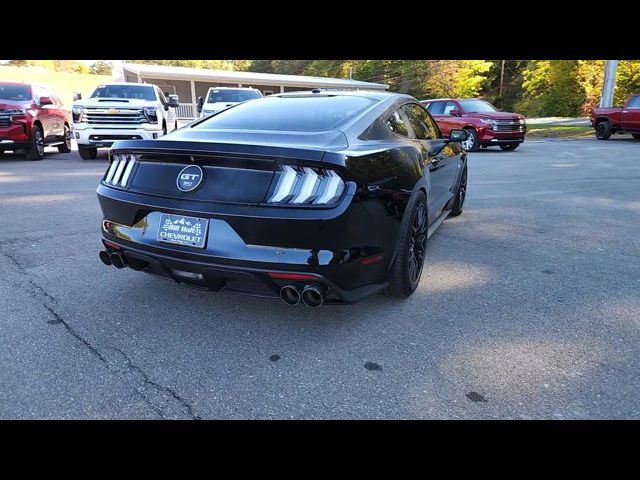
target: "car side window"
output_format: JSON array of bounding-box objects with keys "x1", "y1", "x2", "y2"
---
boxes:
[
  {"x1": 156, "y1": 88, "x2": 168, "y2": 107},
  {"x1": 385, "y1": 109, "x2": 411, "y2": 137},
  {"x1": 48, "y1": 90, "x2": 61, "y2": 106},
  {"x1": 428, "y1": 101, "x2": 445, "y2": 115},
  {"x1": 628, "y1": 96, "x2": 640, "y2": 109},
  {"x1": 402, "y1": 103, "x2": 440, "y2": 140},
  {"x1": 34, "y1": 86, "x2": 48, "y2": 103},
  {"x1": 443, "y1": 101, "x2": 458, "y2": 115}
]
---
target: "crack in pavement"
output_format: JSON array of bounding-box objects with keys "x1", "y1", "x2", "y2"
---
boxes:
[
  {"x1": 108, "y1": 347, "x2": 201, "y2": 420},
  {"x1": 1, "y1": 250, "x2": 200, "y2": 420}
]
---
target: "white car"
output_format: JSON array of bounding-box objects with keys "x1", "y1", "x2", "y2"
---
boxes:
[
  {"x1": 72, "y1": 82, "x2": 179, "y2": 159},
  {"x1": 197, "y1": 87, "x2": 263, "y2": 118}
]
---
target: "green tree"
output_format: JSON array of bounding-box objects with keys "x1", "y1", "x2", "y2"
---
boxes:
[
  {"x1": 90, "y1": 61, "x2": 113, "y2": 75},
  {"x1": 518, "y1": 60, "x2": 583, "y2": 116},
  {"x1": 576, "y1": 60, "x2": 605, "y2": 114},
  {"x1": 128, "y1": 60, "x2": 251, "y2": 71},
  {"x1": 615, "y1": 60, "x2": 640, "y2": 105}
]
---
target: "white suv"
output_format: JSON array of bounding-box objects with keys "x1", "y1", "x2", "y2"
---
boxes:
[
  {"x1": 197, "y1": 87, "x2": 263, "y2": 118},
  {"x1": 72, "y1": 82, "x2": 179, "y2": 159}
]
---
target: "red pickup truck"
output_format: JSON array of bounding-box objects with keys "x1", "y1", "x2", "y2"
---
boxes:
[
  {"x1": 590, "y1": 93, "x2": 640, "y2": 140},
  {"x1": 0, "y1": 82, "x2": 72, "y2": 160},
  {"x1": 422, "y1": 97, "x2": 526, "y2": 151}
]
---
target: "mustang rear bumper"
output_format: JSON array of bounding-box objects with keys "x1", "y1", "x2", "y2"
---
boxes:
[{"x1": 97, "y1": 183, "x2": 395, "y2": 304}]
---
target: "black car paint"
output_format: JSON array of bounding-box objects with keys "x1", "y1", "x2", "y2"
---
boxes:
[{"x1": 97, "y1": 91, "x2": 467, "y2": 303}]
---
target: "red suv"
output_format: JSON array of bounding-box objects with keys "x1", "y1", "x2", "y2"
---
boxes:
[
  {"x1": 421, "y1": 98, "x2": 526, "y2": 151},
  {"x1": 0, "y1": 82, "x2": 72, "y2": 160}
]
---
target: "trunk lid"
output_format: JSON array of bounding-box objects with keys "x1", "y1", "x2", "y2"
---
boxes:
[{"x1": 107, "y1": 139, "x2": 339, "y2": 206}]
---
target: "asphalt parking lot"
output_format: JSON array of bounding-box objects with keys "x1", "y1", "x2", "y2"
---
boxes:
[{"x1": 1, "y1": 137, "x2": 639, "y2": 419}]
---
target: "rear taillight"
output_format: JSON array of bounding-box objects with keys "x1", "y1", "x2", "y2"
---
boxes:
[
  {"x1": 267, "y1": 165, "x2": 345, "y2": 206},
  {"x1": 104, "y1": 153, "x2": 137, "y2": 187}
]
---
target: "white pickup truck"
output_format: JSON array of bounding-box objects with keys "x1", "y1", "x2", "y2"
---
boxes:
[
  {"x1": 72, "y1": 82, "x2": 179, "y2": 159},
  {"x1": 197, "y1": 87, "x2": 263, "y2": 118}
]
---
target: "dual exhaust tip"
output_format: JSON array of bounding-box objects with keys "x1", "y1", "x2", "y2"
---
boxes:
[
  {"x1": 280, "y1": 284, "x2": 326, "y2": 308},
  {"x1": 99, "y1": 250, "x2": 126, "y2": 269}
]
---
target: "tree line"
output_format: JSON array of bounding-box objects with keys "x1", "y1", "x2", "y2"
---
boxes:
[
  {"x1": 247, "y1": 60, "x2": 640, "y2": 116},
  {"x1": 9, "y1": 60, "x2": 640, "y2": 116},
  {"x1": 7, "y1": 60, "x2": 113, "y2": 75}
]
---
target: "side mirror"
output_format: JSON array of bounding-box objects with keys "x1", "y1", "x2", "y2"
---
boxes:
[
  {"x1": 73, "y1": 92, "x2": 82, "y2": 101},
  {"x1": 196, "y1": 96, "x2": 204, "y2": 113},
  {"x1": 448, "y1": 129, "x2": 468, "y2": 143},
  {"x1": 39, "y1": 96, "x2": 53, "y2": 106},
  {"x1": 448, "y1": 109, "x2": 461, "y2": 117},
  {"x1": 168, "y1": 94, "x2": 179, "y2": 108}
]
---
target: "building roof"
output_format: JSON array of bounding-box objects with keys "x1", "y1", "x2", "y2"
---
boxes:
[{"x1": 121, "y1": 63, "x2": 388, "y2": 90}]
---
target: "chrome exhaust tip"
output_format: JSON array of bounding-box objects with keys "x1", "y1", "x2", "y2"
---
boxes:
[
  {"x1": 301, "y1": 284, "x2": 325, "y2": 308},
  {"x1": 110, "y1": 252, "x2": 126, "y2": 269},
  {"x1": 280, "y1": 285, "x2": 301, "y2": 306},
  {"x1": 99, "y1": 250, "x2": 112, "y2": 266}
]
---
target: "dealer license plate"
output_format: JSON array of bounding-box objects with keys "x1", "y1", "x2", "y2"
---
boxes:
[{"x1": 157, "y1": 214, "x2": 208, "y2": 249}]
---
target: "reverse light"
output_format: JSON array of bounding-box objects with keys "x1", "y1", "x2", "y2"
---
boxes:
[
  {"x1": 267, "y1": 165, "x2": 345, "y2": 206},
  {"x1": 104, "y1": 153, "x2": 137, "y2": 187}
]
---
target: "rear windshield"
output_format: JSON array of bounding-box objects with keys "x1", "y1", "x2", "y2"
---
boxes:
[
  {"x1": 207, "y1": 89, "x2": 262, "y2": 103},
  {"x1": 0, "y1": 84, "x2": 31, "y2": 101},
  {"x1": 91, "y1": 85, "x2": 156, "y2": 101},
  {"x1": 195, "y1": 95, "x2": 377, "y2": 132}
]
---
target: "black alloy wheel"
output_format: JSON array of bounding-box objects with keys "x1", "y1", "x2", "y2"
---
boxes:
[
  {"x1": 25, "y1": 125, "x2": 45, "y2": 160},
  {"x1": 449, "y1": 164, "x2": 467, "y2": 217},
  {"x1": 387, "y1": 191, "x2": 428, "y2": 297}
]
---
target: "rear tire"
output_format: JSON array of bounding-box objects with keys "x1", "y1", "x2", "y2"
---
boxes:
[
  {"x1": 595, "y1": 121, "x2": 612, "y2": 140},
  {"x1": 78, "y1": 146, "x2": 97, "y2": 160},
  {"x1": 632, "y1": 134, "x2": 640, "y2": 140},
  {"x1": 25, "y1": 125, "x2": 45, "y2": 160},
  {"x1": 461, "y1": 128, "x2": 480, "y2": 152},
  {"x1": 387, "y1": 191, "x2": 428, "y2": 298},
  {"x1": 499, "y1": 143, "x2": 519, "y2": 151},
  {"x1": 57, "y1": 125, "x2": 72, "y2": 153},
  {"x1": 449, "y1": 164, "x2": 467, "y2": 218}
]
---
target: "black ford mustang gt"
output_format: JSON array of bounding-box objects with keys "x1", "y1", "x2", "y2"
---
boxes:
[{"x1": 97, "y1": 90, "x2": 468, "y2": 306}]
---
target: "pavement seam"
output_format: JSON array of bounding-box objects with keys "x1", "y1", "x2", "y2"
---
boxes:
[
  {"x1": 1, "y1": 250, "x2": 200, "y2": 420},
  {"x1": 107, "y1": 347, "x2": 201, "y2": 420}
]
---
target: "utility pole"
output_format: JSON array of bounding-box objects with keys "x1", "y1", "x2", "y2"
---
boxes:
[
  {"x1": 600, "y1": 60, "x2": 619, "y2": 107},
  {"x1": 499, "y1": 60, "x2": 505, "y2": 97},
  {"x1": 349, "y1": 67, "x2": 353, "y2": 80}
]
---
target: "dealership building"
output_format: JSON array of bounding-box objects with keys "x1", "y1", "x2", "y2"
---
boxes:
[{"x1": 113, "y1": 62, "x2": 389, "y2": 119}]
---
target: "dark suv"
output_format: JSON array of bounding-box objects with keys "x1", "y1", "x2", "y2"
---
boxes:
[{"x1": 0, "y1": 82, "x2": 72, "y2": 160}]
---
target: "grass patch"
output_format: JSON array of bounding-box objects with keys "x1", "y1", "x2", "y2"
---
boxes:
[
  {"x1": 0, "y1": 66, "x2": 111, "y2": 107},
  {"x1": 526, "y1": 125, "x2": 594, "y2": 139}
]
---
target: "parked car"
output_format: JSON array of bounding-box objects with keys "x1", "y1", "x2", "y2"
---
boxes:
[
  {"x1": 97, "y1": 90, "x2": 469, "y2": 306},
  {"x1": 197, "y1": 87, "x2": 263, "y2": 118},
  {"x1": 0, "y1": 82, "x2": 72, "y2": 160},
  {"x1": 421, "y1": 98, "x2": 526, "y2": 151},
  {"x1": 590, "y1": 93, "x2": 640, "y2": 140},
  {"x1": 72, "y1": 82, "x2": 179, "y2": 160}
]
